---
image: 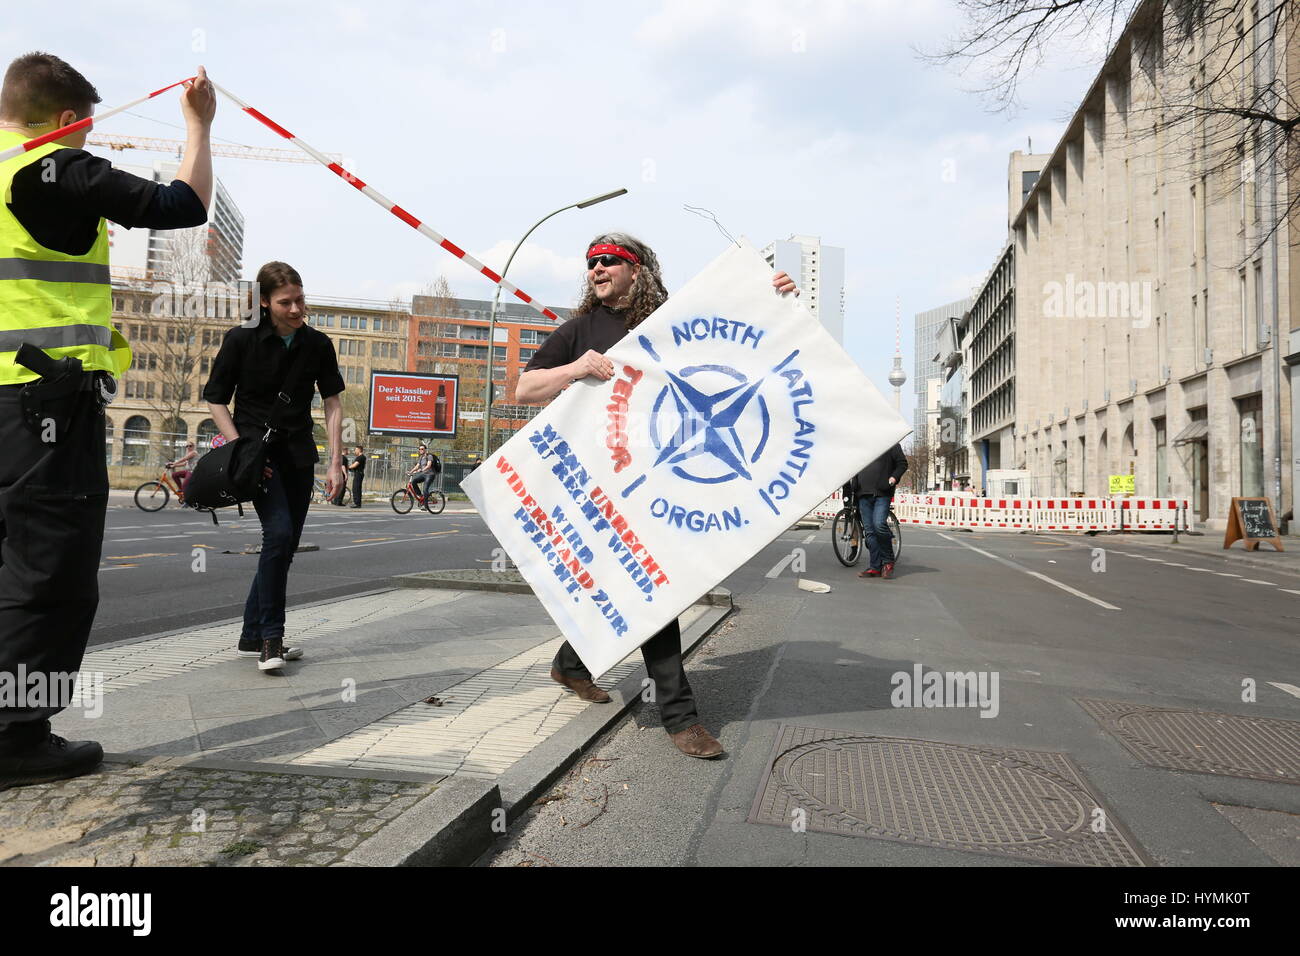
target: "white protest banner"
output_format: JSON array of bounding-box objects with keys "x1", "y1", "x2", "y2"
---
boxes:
[{"x1": 462, "y1": 240, "x2": 910, "y2": 678}]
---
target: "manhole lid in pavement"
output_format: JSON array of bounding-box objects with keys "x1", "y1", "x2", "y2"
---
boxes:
[
  {"x1": 747, "y1": 724, "x2": 1149, "y2": 867},
  {"x1": 1077, "y1": 698, "x2": 1300, "y2": 785}
]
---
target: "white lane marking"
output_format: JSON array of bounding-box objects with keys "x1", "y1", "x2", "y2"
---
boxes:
[
  {"x1": 1187, "y1": 567, "x2": 1217, "y2": 573},
  {"x1": 106, "y1": 537, "x2": 150, "y2": 542},
  {"x1": 766, "y1": 554, "x2": 795, "y2": 578},
  {"x1": 1267, "y1": 682, "x2": 1300, "y2": 698},
  {"x1": 1163, "y1": 562, "x2": 1189, "y2": 568},
  {"x1": 1281, "y1": 589, "x2": 1300, "y2": 596},
  {"x1": 802, "y1": 533, "x2": 817, "y2": 544},
  {"x1": 938, "y1": 533, "x2": 1121, "y2": 611},
  {"x1": 1214, "y1": 572, "x2": 1242, "y2": 577},
  {"x1": 1241, "y1": 578, "x2": 1277, "y2": 586}
]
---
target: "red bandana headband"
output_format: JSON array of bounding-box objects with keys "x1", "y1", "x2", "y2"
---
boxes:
[{"x1": 587, "y1": 243, "x2": 640, "y2": 265}]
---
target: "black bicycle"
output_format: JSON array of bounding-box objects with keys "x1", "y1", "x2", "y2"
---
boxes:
[{"x1": 831, "y1": 497, "x2": 902, "y2": 567}]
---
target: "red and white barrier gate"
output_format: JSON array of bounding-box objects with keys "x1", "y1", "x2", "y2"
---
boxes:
[{"x1": 807, "y1": 493, "x2": 1193, "y2": 533}]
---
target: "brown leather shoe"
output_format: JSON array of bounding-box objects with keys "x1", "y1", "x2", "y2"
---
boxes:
[
  {"x1": 670, "y1": 724, "x2": 725, "y2": 759},
  {"x1": 550, "y1": 667, "x2": 611, "y2": 703}
]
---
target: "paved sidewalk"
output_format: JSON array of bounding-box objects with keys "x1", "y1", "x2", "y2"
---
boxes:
[
  {"x1": 1075, "y1": 530, "x2": 1300, "y2": 578},
  {"x1": 2, "y1": 585, "x2": 722, "y2": 866}
]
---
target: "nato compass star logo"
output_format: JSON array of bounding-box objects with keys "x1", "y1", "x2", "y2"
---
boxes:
[{"x1": 648, "y1": 362, "x2": 771, "y2": 485}]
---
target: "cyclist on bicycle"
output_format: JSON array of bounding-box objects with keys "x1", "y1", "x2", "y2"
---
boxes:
[
  {"x1": 852, "y1": 442, "x2": 907, "y2": 580},
  {"x1": 165, "y1": 442, "x2": 197, "y2": 502},
  {"x1": 408, "y1": 442, "x2": 440, "y2": 501}
]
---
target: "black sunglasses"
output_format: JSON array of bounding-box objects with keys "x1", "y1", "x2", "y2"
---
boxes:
[{"x1": 587, "y1": 254, "x2": 628, "y2": 270}]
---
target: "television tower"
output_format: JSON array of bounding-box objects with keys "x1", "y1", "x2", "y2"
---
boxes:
[{"x1": 887, "y1": 296, "x2": 907, "y2": 411}]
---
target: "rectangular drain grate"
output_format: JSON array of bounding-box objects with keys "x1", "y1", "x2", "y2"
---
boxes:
[
  {"x1": 1078, "y1": 698, "x2": 1300, "y2": 785},
  {"x1": 748, "y1": 724, "x2": 1149, "y2": 867}
]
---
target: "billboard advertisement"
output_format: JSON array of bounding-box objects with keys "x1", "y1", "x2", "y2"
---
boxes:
[{"x1": 368, "y1": 370, "x2": 458, "y2": 438}]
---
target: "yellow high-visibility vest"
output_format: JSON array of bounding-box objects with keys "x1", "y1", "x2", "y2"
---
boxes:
[{"x1": 0, "y1": 129, "x2": 131, "y2": 384}]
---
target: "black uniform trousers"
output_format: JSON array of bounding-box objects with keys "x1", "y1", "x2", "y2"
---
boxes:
[
  {"x1": 552, "y1": 618, "x2": 698, "y2": 734},
  {"x1": 0, "y1": 383, "x2": 106, "y2": 736}
]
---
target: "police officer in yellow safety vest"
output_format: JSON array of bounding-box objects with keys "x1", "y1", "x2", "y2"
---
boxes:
[{"x1": 0, "y1": 54, "x2": 214, "y2": 791}]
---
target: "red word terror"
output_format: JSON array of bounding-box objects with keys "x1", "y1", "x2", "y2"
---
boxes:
[{"x1": 606, "y1": 365, "x2": 643, "y2": 473}]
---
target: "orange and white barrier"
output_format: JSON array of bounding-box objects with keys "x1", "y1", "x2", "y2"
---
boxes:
[{"x1": 807, "y1": 493, "x2": 1193, "y2": 533}]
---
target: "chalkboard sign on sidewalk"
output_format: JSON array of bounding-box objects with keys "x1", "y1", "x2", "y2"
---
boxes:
[{"x1": 1223, "y1": 497, "x2": 1284, "y2": 552}]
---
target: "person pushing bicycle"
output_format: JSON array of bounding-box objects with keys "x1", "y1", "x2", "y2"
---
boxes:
[{"x1": 852, "y1": 442, "x2": 907, "y2": 580}]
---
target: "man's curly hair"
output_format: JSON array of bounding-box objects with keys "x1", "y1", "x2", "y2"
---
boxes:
[{"x1": 572, "y1": 232, "x2": 668, "y2": 331}]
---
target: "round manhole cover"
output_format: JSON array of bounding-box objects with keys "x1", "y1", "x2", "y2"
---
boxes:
[{"x1": 773, "y1": 737, "x2": 1091, "y2": 848}]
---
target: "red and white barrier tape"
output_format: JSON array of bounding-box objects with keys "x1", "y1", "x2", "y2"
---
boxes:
[
  {"x1": 0, "y1": 77, "x2": 195, "y2": 165},
  {"x1": 212, "y1": 81, "x2": 559, "y2": 322}
]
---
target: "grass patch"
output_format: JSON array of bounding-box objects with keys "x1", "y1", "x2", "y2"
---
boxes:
[{"x1": 220, "y1": 840, "x2": 262, "y2": 856}]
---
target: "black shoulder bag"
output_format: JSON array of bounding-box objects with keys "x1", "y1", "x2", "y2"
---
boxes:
[{"x1": 185, "y1": 344, "x2": 311, "y2": 521}]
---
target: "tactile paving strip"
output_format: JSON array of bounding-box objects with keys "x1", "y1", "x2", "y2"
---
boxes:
[
  {"x1": 290, "y1": 606, "x2": 708, "y2": 779},
  {"x1": 1077, "y1": 698, "x2": 1300, "y2": 785},
  {"x1": 747, "y1": 724, "x2": 1149, "y2": 866},
  {"x1": 68, "y1": 591, "x2": 462, "y2": 702}
]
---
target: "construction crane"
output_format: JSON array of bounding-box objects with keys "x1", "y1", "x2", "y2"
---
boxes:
[{"x1": 88, "y1": 133, "x2": 341, "y2": 164}]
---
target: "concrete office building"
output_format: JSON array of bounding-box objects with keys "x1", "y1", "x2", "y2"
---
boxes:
[
  {"x1": 914, "y1": 297, "x2": 972, "y2": 444},
  {"x1": 1012, "y1": 0, "x2": 1294, "y2": 530},
  {"x1": 761, "y1": 235, "x2": 845, "y2": 344},
  {"x1": 408, "y1": 296, "x2": 573, "y2": 443},
  {"x1": 111, "y1": 161, "x2": 245, "y2": 286}
]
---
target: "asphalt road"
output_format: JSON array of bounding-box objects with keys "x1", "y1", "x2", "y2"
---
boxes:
[
  {"x1": 485, "y1": 524, "x2": 1300, "y2": 868},
  {"x1": 92, "y1": 498, "x2": 499, "y2": 646}
]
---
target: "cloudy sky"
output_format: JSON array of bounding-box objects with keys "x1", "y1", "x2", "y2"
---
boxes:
[{"x1": 6, "y1": 0, "x2": 1116, "y2": 424}]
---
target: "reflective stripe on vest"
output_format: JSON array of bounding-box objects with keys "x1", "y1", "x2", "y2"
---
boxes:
[
  {"x1": 0, "y1": 323, "x2": 112, "y2": 351},
  {"x1": 0, "y1": 258, "x2": 111, "y2": 284}
]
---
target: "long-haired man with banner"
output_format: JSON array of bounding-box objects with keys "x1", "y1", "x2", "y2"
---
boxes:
[
  {"x1": 516, "y1": 233, "x2": 796, "y2": 759},
  {"x1": 0, "y1": 54, "x2": 214, "y2": 790}
]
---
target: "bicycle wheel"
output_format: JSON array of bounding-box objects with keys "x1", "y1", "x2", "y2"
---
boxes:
[
  {"x1": 134, "y1": 481, "x2": 170, "y2": 512},
  {"x1": 390, "y1": 489, "x2": 414, "y2": 514},
  {"x1": 831, "y1": 508, "x2": 862, "y2": 567},
  {"x1": 888, "y1": 511, "x2": 902, "y2": 562},
  {"x1": 425, "y1": 490, "x2": 446, "y2": 515}
]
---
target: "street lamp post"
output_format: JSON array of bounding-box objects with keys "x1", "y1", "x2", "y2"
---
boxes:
[{"x1": 480, "y1": 188, "x2": 627, "y2": 464}]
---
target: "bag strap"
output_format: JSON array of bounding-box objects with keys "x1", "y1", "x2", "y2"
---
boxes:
[{"x1": 262, "y1": 339, "x2": 312, "y2": 441}]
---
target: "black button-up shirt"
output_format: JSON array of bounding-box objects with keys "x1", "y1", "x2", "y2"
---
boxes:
[{"x1": 202, "y1": 320, "x2": 345, "y2": 467}]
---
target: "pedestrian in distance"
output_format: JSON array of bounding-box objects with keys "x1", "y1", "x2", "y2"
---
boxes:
[
  {"x1": 348, "y1": 444, "x2": 365, "y2": 508},
  {"x1": 0, "y1": 54, "x2": 214, "y2": 791},
  {"x1": 514, "y1": 231, "x2": 797, "y2": 759},
  {"x1": 203, "y1": 261, "x2": 346, "y2": 673},
  {"x1": 854, "y1": 442, "x2": 907, "y2": 580}
]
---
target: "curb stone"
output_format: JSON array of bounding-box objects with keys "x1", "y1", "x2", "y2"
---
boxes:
[
  {"x1": 343, "y1": 778, "x2": 500, "y2": 867},
  {"x1": 492, "y1": 588, "x2": 733, "y2": 826}
]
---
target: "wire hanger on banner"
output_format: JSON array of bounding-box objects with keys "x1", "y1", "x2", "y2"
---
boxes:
[{"x1": 682, "y1": 204, "x2": 739, "y2": 247}]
